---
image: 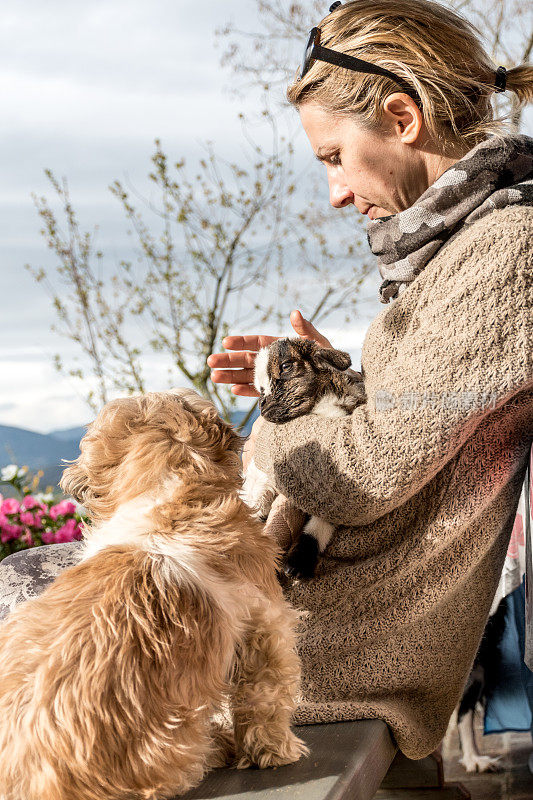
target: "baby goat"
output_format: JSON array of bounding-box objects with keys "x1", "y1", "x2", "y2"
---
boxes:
[{"x1": 243, "y1": 337, "x2": 365, "y2": 579}]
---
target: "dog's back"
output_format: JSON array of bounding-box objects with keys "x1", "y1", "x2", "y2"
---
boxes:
[{"x1": 0, "y1": 545, "x2": 239, "y2": 800}]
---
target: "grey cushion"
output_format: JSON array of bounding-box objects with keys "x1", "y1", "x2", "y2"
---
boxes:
[{"x1": 0, "y1": 542, "x2": 83, "y2": 622}]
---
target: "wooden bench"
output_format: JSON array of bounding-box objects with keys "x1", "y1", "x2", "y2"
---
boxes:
[{"x1": 179, "y1": 720, "x2": 470, "y2": 800}]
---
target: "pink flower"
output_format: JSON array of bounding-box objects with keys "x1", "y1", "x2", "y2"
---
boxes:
[
  {"x1": 0, "y1": 523, "x2": 23, "y2": 543},
  {"x1": 1, "y1": 498, "x2": 20, "y2": 515},
  {"x1": 49, "y1": 500, "x2": 77, "y2": 520},
  {"x1": 21, "y1": 496, "x2": 39, "y2": 510},
  {"x1": 41, "y1": 530, "x2": 56, "y2": 545},
  {"x1": 32, "y1": 512, "x2": 43, "y2": 530},
  {"x1": 19, "y1": 512, "x2": 35, "y2": 526},
  {"x1": 54, "y1": 518, "x2": 81, "y2": 543}
]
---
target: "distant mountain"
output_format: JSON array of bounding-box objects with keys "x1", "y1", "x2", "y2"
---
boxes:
[
  {"x1": 0, "y1": 425, "x2": 81, "y2": 471},
  {"x1": 50, "y1": 425, "x2": 87, "y2": 442},
  {"x1": 0, "y1": 424, "x2": 81, "y2": 494}
]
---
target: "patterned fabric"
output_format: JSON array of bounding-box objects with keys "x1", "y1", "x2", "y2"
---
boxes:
[
  {"x1": 491, "y1": 444, "x2": 533, "y2": 615},
  {"x1": 366, "y1": 134, "x2": 533, "y2": 304},
  {"x1": 0, "y1": 542, "x2": 82, "y2": 622}
]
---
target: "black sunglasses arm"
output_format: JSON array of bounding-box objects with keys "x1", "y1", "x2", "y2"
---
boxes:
[{"x1": 312, "y1": 44, "x2": 422, "y2": 107}]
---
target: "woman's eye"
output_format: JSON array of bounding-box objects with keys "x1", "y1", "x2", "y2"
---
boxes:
[{"x1": 329, "y1": 153, "x2": 341, "y2": 166}]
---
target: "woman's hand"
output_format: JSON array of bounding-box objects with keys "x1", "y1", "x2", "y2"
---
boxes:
[
  {"x1": 242, "y1": 416, "x2": 265, "y2": 473},
  {"x1": 207, "y1": 310, "x2": 333, "y2": 396}
]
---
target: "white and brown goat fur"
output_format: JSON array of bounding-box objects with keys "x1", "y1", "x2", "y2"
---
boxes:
[{"x1": 243, "y1": 338, "x2": 365, "y2": 579}]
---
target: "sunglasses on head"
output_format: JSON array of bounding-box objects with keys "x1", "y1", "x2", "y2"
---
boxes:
[{"x1": 300, "y1": 9, "x2": 422, "y2": 109}]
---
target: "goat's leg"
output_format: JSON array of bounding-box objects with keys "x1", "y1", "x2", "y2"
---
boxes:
[{"x1": 285, "y1": 517, "x2": 334, "y2": 579}]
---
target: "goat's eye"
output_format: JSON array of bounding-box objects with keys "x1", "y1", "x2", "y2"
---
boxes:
[{"x1": 280, "y1": 361, "x2": 293, "y2": 374}]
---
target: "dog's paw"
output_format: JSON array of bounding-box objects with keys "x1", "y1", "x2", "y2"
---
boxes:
[
  {"x1": 236, "y1": 732, "x2": 308, "y2": 769},
  {"x1": 207, "y1": 722, "x2": 236, "y2": 768},
  {"x1": 284, "y1": 534, "x2": 319, "y2": 580},
  {"x1": 459, "y1": 754, "x2": 502, "y2": 773}
]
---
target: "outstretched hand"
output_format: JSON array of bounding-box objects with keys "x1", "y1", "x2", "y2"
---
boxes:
[{"x1": 207, "y1": 310, "x2": 333, "y2": 397}]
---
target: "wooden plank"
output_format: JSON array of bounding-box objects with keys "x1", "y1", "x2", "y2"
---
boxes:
[
  {"x1": 380, "y1": 751, "x2": 444, "y2": 789},
  {"x1": 375, "y1": 788, "x2": 470, "y2": 800},
  {"x1": 179, "y1": 720, "x2": 397, "y2": 800}
]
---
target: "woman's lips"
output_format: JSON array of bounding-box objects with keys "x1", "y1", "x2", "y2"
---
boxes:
[{"x1": 359, "y1": 204, "x2": 380, "y2": 220}]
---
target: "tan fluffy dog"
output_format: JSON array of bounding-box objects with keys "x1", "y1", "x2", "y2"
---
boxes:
[{"x1": 0, "y1": 389, "x2": 307, "y2": 800}]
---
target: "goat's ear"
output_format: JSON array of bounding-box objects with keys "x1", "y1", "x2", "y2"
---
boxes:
[{"x1": 313, "y1": 347, "x2": 352, "y2": 372}]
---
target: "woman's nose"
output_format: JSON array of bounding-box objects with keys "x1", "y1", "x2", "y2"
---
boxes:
[{"x1": 328, "y1": 173, "x2": 354, "y2": 209}]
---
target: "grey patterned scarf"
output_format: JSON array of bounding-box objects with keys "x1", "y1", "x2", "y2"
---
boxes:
[{"x1": 367, "y1": 133, "x2": 533, "y2": 304}]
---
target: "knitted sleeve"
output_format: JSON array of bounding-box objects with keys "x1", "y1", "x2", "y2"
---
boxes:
[{"x1": 253, "y1": 208, "x2": 533, "y2": 527}]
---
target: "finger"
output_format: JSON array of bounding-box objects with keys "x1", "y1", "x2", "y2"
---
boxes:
[
  {"x1": 290, "y1": 309, "x2": 332, "y2": 348},
  {"x1": 222, "y1": 334, "x2": 279, "y2": 352},
  {"x1": 207, "y1": 351, "x2": 257, "y2": 369},
  {"x1": 210, "y1": 368, "x2": 255, "y2": 385},
  {"x1": 231, "y1": 384, "x2": 260, "y2": 397}
]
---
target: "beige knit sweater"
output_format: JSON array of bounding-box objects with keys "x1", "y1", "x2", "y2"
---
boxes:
[{"x1": 254, "y1": 205, "x2": 533, "y2": 760}]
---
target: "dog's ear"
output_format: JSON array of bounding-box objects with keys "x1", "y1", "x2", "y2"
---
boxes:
[{"x1": 312, "y1": 347, "x2": 352, "y2": 372}]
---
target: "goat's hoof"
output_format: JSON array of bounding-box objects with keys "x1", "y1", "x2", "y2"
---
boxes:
[
  {"x1": 284, "y1": 534, "x2": 319, "y2": 580},
  {"x1": 284, "y1": 561, "x2": 315, "y2": 580}
]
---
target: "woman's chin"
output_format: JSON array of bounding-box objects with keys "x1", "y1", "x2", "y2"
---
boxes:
[{"x1": 368, "y1": 205, "x2": 393, "y2": 221}]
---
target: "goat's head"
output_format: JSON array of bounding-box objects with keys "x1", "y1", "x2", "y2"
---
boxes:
[{"x1": 253, "y1": 338, "x2": 352, "y2": 423}]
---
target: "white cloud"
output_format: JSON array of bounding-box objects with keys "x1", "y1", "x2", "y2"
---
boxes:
[
  {"x1": 0, "y1": 347, "x2": 198, "y2": 433},
  {"x1": 0, "y1": 353, "x2": 91, "y2": 433}
]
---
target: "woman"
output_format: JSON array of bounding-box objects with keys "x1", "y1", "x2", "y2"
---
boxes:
[{"x1": 208, "y1": 0, "x2": 533, "y2": 759}]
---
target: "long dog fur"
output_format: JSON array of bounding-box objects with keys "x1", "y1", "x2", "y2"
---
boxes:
[{"x1": 0, "y1": 389, "x2": 307, "y2": 800}]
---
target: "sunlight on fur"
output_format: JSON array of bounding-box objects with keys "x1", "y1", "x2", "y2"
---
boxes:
[{"x1": 0, "y1": 389, "x2": 307, "y2": 800}]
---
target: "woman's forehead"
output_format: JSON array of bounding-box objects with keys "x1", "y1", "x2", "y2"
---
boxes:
[{"x1": 300, "y1": 102, "x2": 364, "y2": 149}]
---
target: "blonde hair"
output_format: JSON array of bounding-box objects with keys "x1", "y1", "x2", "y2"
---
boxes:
[{"x1": 287, "y1": 0, "x2": 533, "y2": 154}]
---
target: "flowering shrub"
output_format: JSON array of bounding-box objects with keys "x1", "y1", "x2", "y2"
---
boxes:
[{"x1": 0, "y1": 464, "x2": 87, "y2": 562}]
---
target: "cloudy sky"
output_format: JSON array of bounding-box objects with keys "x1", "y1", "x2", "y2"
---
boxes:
[
  {"x1": 1, "y1": 0, "x2": 376, "y2": 434},
  {"x1": 2, "y1": 1, "x2": 529, "y2": 434}
]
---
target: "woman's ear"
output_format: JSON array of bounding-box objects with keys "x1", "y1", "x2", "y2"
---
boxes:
[
  {"x1": 314, "y1": 347, "x2": 352, "y2": 372},
  {"x1": 382, "y1": 93, "x2": 423, "y2": 144}
]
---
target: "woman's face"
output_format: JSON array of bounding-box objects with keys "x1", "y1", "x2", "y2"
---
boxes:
[{"x1": 299, "y1": 99, "x2": 439, "y2": 221}]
